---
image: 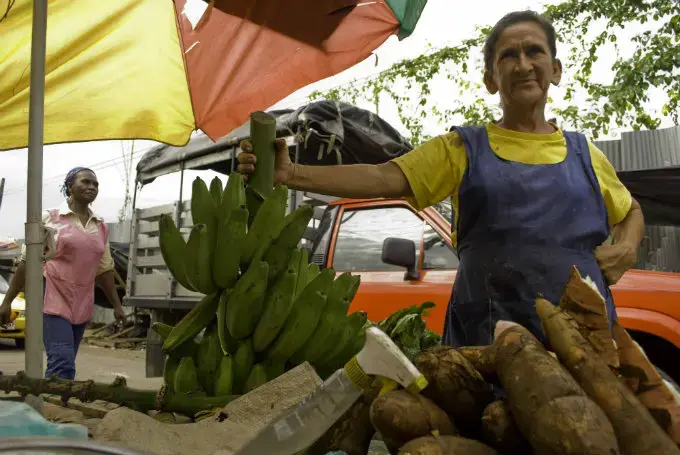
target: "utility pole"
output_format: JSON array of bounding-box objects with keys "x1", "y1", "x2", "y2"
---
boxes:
[
  {"x1": 118, "y1": 141, "x2": 135, "y2": 223},
  {"x1": 0, "y1": 178, "x2": 5, "y2": 212}
]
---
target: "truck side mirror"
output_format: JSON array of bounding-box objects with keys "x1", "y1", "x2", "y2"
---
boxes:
[{"x1": 382, "y1": 237, "x2": 420, "y2": 281}]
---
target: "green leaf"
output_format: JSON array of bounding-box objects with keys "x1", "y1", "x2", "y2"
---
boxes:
[{"x1": 307, "y1": 0, "x2": 678, "y2": 140}]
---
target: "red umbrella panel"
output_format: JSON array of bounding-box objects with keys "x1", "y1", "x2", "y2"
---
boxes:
[{"x1": 176, "y1": 0, "x2": 408, "y2": 141}]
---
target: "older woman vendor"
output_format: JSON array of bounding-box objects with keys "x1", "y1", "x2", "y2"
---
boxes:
[{"x1": 236, "y1": 10, "x2": 644, "y2": 347}]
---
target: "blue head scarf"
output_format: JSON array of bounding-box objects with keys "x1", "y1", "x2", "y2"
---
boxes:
[{"x1": 61, "y1": 167, "x2": 95, "y2": 198}]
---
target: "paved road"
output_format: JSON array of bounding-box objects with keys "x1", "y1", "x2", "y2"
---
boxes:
[{"x1": 0, "y1": 339, "x2": 162, "y2": 390}]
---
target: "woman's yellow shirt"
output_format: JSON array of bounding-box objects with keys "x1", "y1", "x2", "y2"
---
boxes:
[{"x1": 393, "y1": 123, "x2": 632, "y2": 246}]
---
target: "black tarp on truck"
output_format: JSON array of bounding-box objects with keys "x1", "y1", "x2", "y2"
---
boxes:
[{"x1": 138, "y1": 100, "x2": 680, "y2": 226}]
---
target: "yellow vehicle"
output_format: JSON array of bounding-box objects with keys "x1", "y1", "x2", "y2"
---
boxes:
[{"x1": 0, "y1": 274, "x2": 25, "y2": 349}]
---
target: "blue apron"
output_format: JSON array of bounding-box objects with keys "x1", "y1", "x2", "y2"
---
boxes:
[{"x1": 442, "y1": 126, "x2": 616, "y2": 347}]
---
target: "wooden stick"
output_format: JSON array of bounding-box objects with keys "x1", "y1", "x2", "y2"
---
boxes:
[
  {"x1": 106, "y1": 325, "x2": 135, "y2": 340},
  {"x1": 87, "y1": 321, "x2": 117, "y2": 337},
  {"x1": 87, "y1": 337, "x2": 146, "y2": 346}
]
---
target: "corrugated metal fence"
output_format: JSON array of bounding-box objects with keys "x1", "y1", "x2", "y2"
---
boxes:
[{"x1": 594, "y1": 126, "x2": 680, "y2": 272}]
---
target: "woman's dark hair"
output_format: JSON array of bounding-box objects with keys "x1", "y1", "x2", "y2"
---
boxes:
[
  {"x1": 483, "y1": 10, "x2": 558, "y2": 72},
  {"x1": 61, "y1": 167, "x2": 95, "y2": 197}
]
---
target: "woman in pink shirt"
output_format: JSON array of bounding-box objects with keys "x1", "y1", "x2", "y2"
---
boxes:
[{"x1": 0, "y1": 167, "x2": 125, "y2": 379}]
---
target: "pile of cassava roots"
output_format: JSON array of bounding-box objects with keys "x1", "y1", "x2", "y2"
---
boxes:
[{"x1": 317, "y1": 266, "x2": 680, "y2": 455}]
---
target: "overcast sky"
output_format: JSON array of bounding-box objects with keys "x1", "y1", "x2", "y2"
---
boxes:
[{"x1": 0, "y1": 0, "x2": 673, "y2": 239}]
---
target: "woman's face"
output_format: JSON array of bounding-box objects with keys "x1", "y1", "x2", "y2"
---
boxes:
[
  {"x1": 70, "y1": 170, "x2": 99, "y2": 204},
  {"x1": 484, "y1": 21, "x2": 562, "y2": 110}
]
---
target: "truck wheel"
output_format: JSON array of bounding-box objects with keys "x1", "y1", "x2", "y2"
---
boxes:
[{"x1": 15, "y1": 339, "x2": 25, "y2": 350}]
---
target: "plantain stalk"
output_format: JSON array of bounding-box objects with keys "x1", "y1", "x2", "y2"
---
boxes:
[
  {"x1": 0, "y1": 371, "x2": 238, "y2": 418},
  {"x1": 246, "y1": 111, "x2": 277, "y2": 222}
]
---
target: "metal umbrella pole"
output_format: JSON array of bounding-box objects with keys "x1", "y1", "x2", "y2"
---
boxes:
[
  {"x1": 24, "y1": 0, "x2": 48, "y2": 379},
  {"x1": 0, "y1": 178, "x2": 5, "y2": 212}
]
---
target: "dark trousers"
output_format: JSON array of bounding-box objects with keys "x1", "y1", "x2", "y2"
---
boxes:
[{"x1": 43, "y1": 313, "x2": 86, "y2": 380}]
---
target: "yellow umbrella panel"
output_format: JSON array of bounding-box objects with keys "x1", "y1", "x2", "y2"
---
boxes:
[{"x1": 0, "y1": 0, "x2": 195, "y2": 151}]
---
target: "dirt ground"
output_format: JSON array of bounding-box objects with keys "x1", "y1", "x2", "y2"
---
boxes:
[
  {"x1": 0, "y1": 339, "x2": 393, "y2": 454},
  {"x1": 0, "y1": 338, "x2": 163, "y2": 390}
]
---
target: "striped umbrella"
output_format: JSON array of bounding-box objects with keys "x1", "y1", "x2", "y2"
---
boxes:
[
  {"x1": 0, "y1": 0, "x2": 427, "y2": 150},
  {"x1": 0, "y1": 0, "x2": 426, "y2": 379}
]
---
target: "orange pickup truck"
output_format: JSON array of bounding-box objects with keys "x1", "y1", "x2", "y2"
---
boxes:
[{"x1": 308, "y1": 197, "x2": 680, "y2": 383}]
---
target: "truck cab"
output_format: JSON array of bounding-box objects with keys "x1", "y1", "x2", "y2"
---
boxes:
[{"x1": 310, "y1": 198, "x2": 458, "y2": 329}]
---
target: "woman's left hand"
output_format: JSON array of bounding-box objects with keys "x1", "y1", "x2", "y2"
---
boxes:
[
  {"x1": 113, "y1": 305, "x2": 126, "y2": 326},
  {"x1": 595, "y1": 242, "x2": 638, "y2": 285}
]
